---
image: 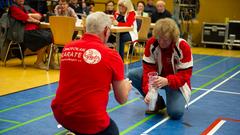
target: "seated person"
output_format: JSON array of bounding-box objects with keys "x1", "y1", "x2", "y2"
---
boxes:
[
  {"x1": 110, "y1": 0, "x2": 138, "y2": 60},
  {"x1": 144, "y1": 0, "x2": 156, "y2": 17},
  {"x1": 51, "y1": 12, "x2": 132, "y2": 135},
  {"x1": 104, "y1": 0, "x2": 115, "y2": 15},
  {"x1": 151, "y1": 0, "x2": 172, "y2": 23},
  {"x1": 69, "y1": 0, "x2": 82, "y2": 19},
  {"x1": 136, "y1": 0, "x2": 149, "y2": 17},
  {"x1": 88, "y1": 2, "x2": 95, "y2": 14},
  {"x1": 9, "y1": 0, "x2": 58, "y2": 70},
  {"x1": 55, "y1": 0, "x2": 78, "y2": 39},
  {"x1": 54, "y1": 0, "x2": 78, "y2": 19}
]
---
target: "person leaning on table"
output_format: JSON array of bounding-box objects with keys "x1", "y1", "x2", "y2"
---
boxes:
[
  {"x1": 127, "y1": 18, "x2": 193, "y2": 120},
  {"x1": 51, "y1": 12, "x2": 132, "y2": 135}
]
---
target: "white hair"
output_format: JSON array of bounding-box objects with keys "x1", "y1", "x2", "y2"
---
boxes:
[{"x1": 86, "y1": 12, "x2": 112, "y2": 35}]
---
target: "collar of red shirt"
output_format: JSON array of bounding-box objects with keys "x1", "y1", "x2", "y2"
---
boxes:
[{"x1": 81, "y1": 33, "x2": 104, "y2": 44}]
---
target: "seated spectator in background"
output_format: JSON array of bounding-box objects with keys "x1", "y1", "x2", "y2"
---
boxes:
[
  {"x1": 54, "y1": 0, "x2": 78, "y2": 19},
  {"x1": 69, "y1": 0, "x2": 82, "y2": 18},
  {"x1": 55, "y1": 0, "x2": 78, "y2": 39},
  {"x1": 88, "y1": 2, "x2": 95, "y2": 14},
  {"x1": 104, "y1": 0, "x2": 115, "y2": 15},
  {"x1": 111, "y1": 0, "x2": 138, "y2": 60},
  {"x1": 51, "y1": 12, "x2": 132, "y2": 135},
  {"x1": 136, "y1": 1, "x2": 149, "y2": 17},
  {"x1": 144, "y1": 0, "x2": 156, "y2": 17},
  {"x1": 151, "y1": 0, "x2": 172, "y2": 23},
  {"x1": 9, "y1": 0, "x2": 58, "y2": 70},
  {"x1": 81, "y1": 1, "x2": 89, "y2": 16},
  {"x1": 127, "y1": 18, "x2": 193, "y2": 120}
]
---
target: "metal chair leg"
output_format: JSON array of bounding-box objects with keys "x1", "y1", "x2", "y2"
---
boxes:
[
  {"x1": 17, "y1": 43, "x2": 25, "y2": 69},
  {"x1": 3, "y1": 41, "x2": 13, "y2": 67},
  {"x1": 47, "y1": 44, "x2": 53, "y2": 71}
]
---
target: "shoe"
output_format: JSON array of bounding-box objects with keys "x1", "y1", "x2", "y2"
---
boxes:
[
  {"x1": 34, "y1": 62, "x2": 48, "y2": 70},
  {"x1": 50, "y1": 62, "x2": 60, "y2": 70},
  {"x1": 145, "y1": 95, "x2": 166, "y2": 115}
]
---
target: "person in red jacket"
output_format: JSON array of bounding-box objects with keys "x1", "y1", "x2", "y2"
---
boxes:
[
  {"x1": 51, "y1": 12, "x2": 132, "y2": 135},
  {"x1": 110, "y1": 0, "x2": 138, "y2": 60},
  {"x1": 127, "y1": 18, "x2": 193, "y2": 120}
]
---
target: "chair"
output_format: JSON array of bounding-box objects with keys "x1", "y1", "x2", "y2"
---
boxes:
[
  {"x1": 3, "y1": 40, "x2": 25, "y2": 68},
  {"x1": 47, "y1": 16, "x2": 76, "y2": 70},
  {"x1": 126, "y1": 16, "x2": 151, "y2": 63}
]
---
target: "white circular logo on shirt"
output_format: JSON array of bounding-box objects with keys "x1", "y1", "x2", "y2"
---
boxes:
[{"x1": 83, "y1": 49, "x2": 101, "y2": 64}]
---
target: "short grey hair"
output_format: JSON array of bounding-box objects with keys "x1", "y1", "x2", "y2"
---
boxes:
[{"x1": 86, "y1": 12, "x2": 112, "y2": 35}]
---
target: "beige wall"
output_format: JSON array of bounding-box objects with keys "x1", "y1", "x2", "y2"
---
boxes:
[{"x1": 95, "y1": 0, "x2": 240, "y2": 45}]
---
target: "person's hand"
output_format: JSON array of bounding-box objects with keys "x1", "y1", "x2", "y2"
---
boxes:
[
  {"x1": 153, "y1": 76, "x2": 168, "y2": 88},
  {"x1": 144, "y1": 92, "x2": 151, "y2": 104},
  {"x1": 112, "y1": 19, "x2": 118, "y2": 26},
  {"x1": 125, "y1": 78, "x2": 132, "y2": 93}
]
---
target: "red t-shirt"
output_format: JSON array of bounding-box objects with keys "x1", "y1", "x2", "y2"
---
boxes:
[{"x1": 51, "y1": 34, "x2": 124, "y2": 134}]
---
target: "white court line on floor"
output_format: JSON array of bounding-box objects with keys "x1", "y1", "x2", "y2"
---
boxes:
[
  {"x1": 192, "y1": 87, "x2": 240, "y2": 95},
  {"x1": 141, "y1": 70, "x2": 240, "y2": 135},
  {"x1": 206, "y1": 120, "x2": 226, "y2": 135}
]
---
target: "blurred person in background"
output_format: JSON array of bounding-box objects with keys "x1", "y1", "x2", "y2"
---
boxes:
[
  {"x1": 111, "y1": 0, "x2": 138, "y2": 60},
  {"x1": 136, "y1": 0, "x2": 148, "y2": 17},
  {"x1": 9, "y1": 0, "x2": 59, "y2": 70},
  {"x1": 104, "y1": 0, "x2": 115, "y2": 15},
  {"x1": 151, "y1": 0, "x2": 172, "y2": 23},
  {"x1": 144, "y1": 0, "x2": 156, "y2": 17}
]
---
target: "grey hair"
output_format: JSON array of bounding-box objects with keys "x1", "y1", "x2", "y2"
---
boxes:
[{"x1": 86, "y1": 12, "x2": 112, "y2": 34}]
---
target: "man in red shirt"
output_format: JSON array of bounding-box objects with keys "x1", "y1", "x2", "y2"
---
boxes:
[
  {"x1": 127, "y1": 18, "x2": 193, "y2": 120},
  {"x1": 51, "y1": 12, "x2": 132, "y2": 135}
]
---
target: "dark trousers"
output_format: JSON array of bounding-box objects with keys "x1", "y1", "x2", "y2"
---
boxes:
[
  {"x1": 108, "y1": 32, "x2": 131, "y2": 61},
  {"x1": 72, "y1": 118, "x2": 119, "y2": 135},
  {"x1": 119, "y1": 32, "x2": 131, "y2": 60}
]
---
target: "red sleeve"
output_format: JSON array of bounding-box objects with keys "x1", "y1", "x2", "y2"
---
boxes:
[
  {"x1": 166, "y1": 68, "x2": 192, "y2": 89},
  {"x1": 9, "y1": 6, "x2": 29, "y2": 22},
  {"x1": 117, "y1": 11, "x2": 136, "y2": 27},
  {"x1": 142, "y1": 37, "x2": 157, "y2": 94},
  {"x1": 144, "y1": 37, "x2": 156, "y2": 57},
  {"x1": 166, "y1": 41, "x2": 193, "y2": 89}
]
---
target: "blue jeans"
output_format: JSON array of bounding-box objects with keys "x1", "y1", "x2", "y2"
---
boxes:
[
  {"x1": 119, "y1": 32, "x2": 131, "y2": 60},
  {"x1": 127, "y1": 67, "x2": 186, "y2": 119}
]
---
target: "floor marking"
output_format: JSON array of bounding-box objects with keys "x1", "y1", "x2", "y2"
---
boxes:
[
  {"x1": 193, "y1": 55, "x2": 211, "y2": 63},
  {"x1": 0, "y1": 55, "x2": 213, "y2": 113},
  {"x1": 201, "y1": 117, "x2": 240, "y2": 135},
  {"x1": 193, "y1": 57, "x2": 229, "y2": 75},
  {"x1": 120, "y1": 114, "x2": 156, "y2": 135},
  {"x1": 141, "y1": 70, "x2": 240, "y2": 134},
  {"x1": 0, "y1": 95, "x2": 55, "y2": 113},
  {"x1": 0, "y1": 118, "x2": 21, "y2": 124},
  {"x1": 0, "y1": 112, "x2": 53, "y2": 134},
  {"x1": 0, "y1": 56, "x2": 238, "y2": 134},
  {"x1": 194, "y1": 74, "x2": 240, "y2": 81},
  {"x1": 193, "y1": 87, "x2": 240, "y2": 95},
  {"x1": 53, "y1": 98, "x2": 140, "y2": 135},
  {"x1": 206, "y1": 120, "x2": 226, "y2": 135},
  {"x1": 120, "y1": 64, "x2": 240, "y2": 135}
]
